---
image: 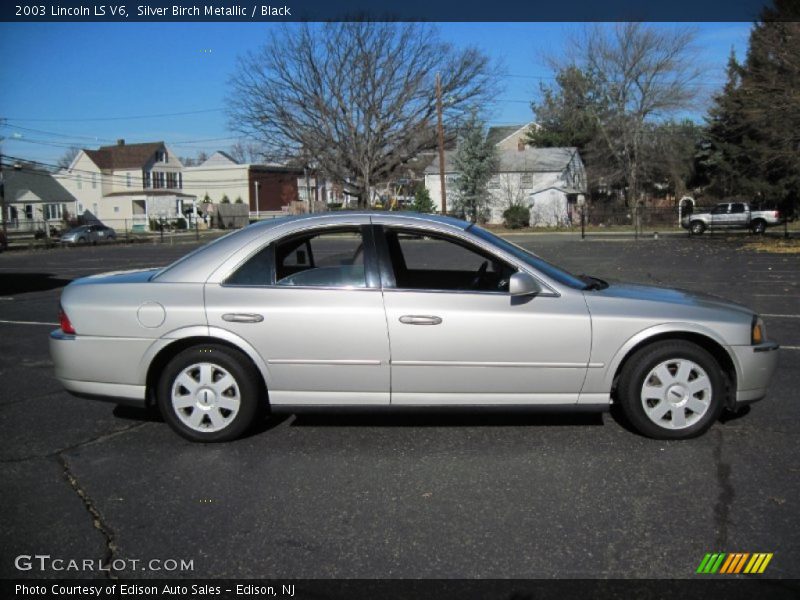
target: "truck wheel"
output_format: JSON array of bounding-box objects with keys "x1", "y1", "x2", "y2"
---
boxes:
[
  {"x1": 751, "y1": 220, "x2": 766, "y2": 235},
  {"x1": 690, "y1": 221, "x2": 705, "y2": 235}
]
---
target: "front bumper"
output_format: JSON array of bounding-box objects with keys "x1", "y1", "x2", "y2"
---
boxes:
[{"x1": 731, "y1": 341, "x2": 780, "y2": 404}]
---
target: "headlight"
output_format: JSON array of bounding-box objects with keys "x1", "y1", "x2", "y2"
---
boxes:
[{"x1": 751, "y1": 315, "x2": 766, "y2": 345}]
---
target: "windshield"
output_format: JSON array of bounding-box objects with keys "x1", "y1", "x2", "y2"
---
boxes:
[{"x1": 469, "y1": 225, "x2": 588, "y2": 290}]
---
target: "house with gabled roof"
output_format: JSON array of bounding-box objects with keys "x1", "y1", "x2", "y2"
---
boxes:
[
  {"x1": 1, "y1": 164, "x2": 78, "y2": 231},
  {"x1": 55, "y1": 139, "x2": 196, "y2": 230},
  {"x1": 424, "y1": 123, "x2": 588, "y2": 226}
]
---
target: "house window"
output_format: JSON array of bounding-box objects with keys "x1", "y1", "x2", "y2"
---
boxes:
[
  {"x1": 126, "y1": 173, "x2": 131, "y2": 188},
  {"x1": 178, "y1": 173, "x2": 182, "y2": 189},
  {"x1": 44, "y1": 204, "x2": 63, "y2": 220},
  {"x1": 166, "y1": 172, "x2": 178, "y2": 189},
  {"x1": 92, "y1": 173, "x2": 97, "y2": 189},
  {"x1": 114, "y1": 206, "x2": 120, "y2": 213},
  {"x1": 25, "y1": 205, "x2": 33, "y2": 220},
  {"x1": 143, "y1": 170, "x2": 151, "y2": 188}
]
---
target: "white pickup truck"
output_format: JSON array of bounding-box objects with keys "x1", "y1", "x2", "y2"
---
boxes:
[{"x1": 682, "y1": 202, "x2": 782, "y2": 235}]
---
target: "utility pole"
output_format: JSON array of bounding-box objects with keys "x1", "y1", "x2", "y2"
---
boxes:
[
  {"x1": 254, "y1": 180, "x2": 260, "y2": 219},
  {"x1": 304, "y1": 165, "x2": 312, "y2": 213},
  {"x1": 436, "y1": 73, "x2": 447, "y2": 216},
  {"x1": 0, "y1": 151, "x2": 6, "y2": 250}
]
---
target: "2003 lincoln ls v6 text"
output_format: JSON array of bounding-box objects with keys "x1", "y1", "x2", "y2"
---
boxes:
[{"x1": 50, "y1": 213, "x2": 778, "y2": 441}]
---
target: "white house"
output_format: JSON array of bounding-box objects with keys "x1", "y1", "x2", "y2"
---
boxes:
[
  {"x1": 424, "y1": 123, "x2": 588, "y2": 226},
  {"x1": 55, "y1": 140, "x2": 196, "y2": 230},
  {"x1": 1, "y1": 164, "x2": 78, "y2": 231}
]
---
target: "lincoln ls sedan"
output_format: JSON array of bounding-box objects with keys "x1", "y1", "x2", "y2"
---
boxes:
[{"x1": 50, "y1": 212, "x2": 779, "y2": 441}]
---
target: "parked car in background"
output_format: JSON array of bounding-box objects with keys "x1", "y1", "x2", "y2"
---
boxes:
[
  {"x1": 60, "y1": 224, "x2": 117, "y2": 245},
  {"x1": 51, "y1": 212, "x2": 778, "y2": 442},
  {"x1": 0, "y1": 229, "x2": 6, "y2": 251},
  {"x1": 682, "y1": 202, "x2": 782, "y2": 235}
]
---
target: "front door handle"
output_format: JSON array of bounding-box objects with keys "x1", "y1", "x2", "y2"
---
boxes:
[
  {"x1": 222, "y1": 313, "x2": 264, "y2": 323},
  {"x1": 399, "y1": 315, "x2": 442, "y2": 326}
]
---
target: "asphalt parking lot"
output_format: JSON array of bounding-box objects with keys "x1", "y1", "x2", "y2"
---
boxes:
[{"x1": 1, "y1": 233, "x2": 798, "y2": 580}]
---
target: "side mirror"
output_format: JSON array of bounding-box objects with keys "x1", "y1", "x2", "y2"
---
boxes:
[{"x1": 509, "y1": 272, "x2": 542, "y2": 296}]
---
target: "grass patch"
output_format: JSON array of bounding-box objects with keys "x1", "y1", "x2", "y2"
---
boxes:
[{"x1": 742, "y1": 238, "x2": 800, "y2": 254}]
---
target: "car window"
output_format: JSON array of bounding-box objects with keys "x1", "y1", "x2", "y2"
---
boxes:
[
  {"x1": 730, "y1": 203, "x2": 746, "y2": 214},
  {"x1": 383, "y1": 228, "x2": 515, "y2": 293},
  {"x1": 226, "y1": 245, "x2": 273, "y2": 286},
  {"x1": 711, "y1": 204, "x2": 729, "y2": 215},
  {"x1": 275, "y1": 228, "x2": 367, "y2": 288}
]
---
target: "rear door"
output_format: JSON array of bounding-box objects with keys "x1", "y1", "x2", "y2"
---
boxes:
[
  {"x1": 204, "y1": 222, "x2": 391, "y2": 407},
  {"x1": 376, "y1": 225, "x2": 591, "y2": 405}
]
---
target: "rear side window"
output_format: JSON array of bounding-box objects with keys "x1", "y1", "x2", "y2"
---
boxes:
[
  {"x1": 730, "y1": 203, "x2": 746, "y2": 214},
  {"x1": 226, "y1": 245, "x2": 273, "y2": 286},
  {"x1": 275, "y1": 228, "x2": 367, "y2": 288}
]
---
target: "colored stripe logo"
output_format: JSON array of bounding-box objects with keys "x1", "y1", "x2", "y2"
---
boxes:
[{"x1": 696, "y1": 553, "x2": 773, "y2": 574}]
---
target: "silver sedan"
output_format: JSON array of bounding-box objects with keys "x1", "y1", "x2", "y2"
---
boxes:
[{"x1": 50, "y1": 213, "x2": 779, "y2": 441}]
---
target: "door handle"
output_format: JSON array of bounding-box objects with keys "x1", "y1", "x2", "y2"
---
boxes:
[
  {"x1": 399, "y1": 315, "x2": 442, "y2": 326},
  {"x1": 222, "y1": 313, "x2": 264, "y2": 323}
]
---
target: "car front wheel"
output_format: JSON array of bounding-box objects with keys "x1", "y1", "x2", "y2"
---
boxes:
[
  {"x1": 617, "y1": 341, "x2": 724, "y2": 439},
  {"x1": 157, "y1": 344, "x2": 263, "y2": 442}
]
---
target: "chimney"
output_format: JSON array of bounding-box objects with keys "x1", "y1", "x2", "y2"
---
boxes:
[
  {"x1": 117, "y1": 139, "x2": 125, "y2": 146},
  {"x1": 517, "y1": 139, "x2": 525, "y2": 152}
]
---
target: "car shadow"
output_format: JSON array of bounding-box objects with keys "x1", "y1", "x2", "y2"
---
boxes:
[{"x1": 0, "y1": 273, "x2": 72, "y2": 295}]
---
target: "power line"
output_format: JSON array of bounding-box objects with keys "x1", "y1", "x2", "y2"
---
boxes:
[{"x1": 0, "y1": 108, "x2": 223, "y2": 123}]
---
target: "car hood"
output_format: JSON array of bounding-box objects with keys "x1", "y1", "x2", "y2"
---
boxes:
[
  {"x1": 70, "y1": 268, "x2": 160, "y2": 286},
  {"x1": 586, "y1": 281, "x2": 754, "y2": 317}
]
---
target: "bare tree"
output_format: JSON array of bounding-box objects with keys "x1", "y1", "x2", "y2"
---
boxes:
[
  {"x1": 228, "y1": 22, "x2": 498, "y2": 207},
  {"x1": 57, "y1": 146, "x2": 80, "y2": 169},
  {"x1": 545, "y1": 23, "x2": 703, "y2": 205},
  {"x1": 228, "y1": 140, "x2": 266, "y2": 164}
]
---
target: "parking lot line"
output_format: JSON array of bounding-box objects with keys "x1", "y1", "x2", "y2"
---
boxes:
[
  {"x1": 0, "y1": 319, "x2": 58, "y2": 326},
  {"x1": 761, "y1": 314, "x2": 800, "y2": 318}
]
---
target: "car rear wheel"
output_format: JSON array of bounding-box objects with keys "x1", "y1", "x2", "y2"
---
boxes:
[
  {"x1": 157, "y1": 344, "x2": 262, "y2": 442},
  {"x1": 617, "y1": 341, "x2": 724, "y2": 439},
  {"x1": 751, "y1": 220, "x2": 766, "y2": 235},
  {"x1": 690, "y1": 221, "x2": 705, "y2": 235}
]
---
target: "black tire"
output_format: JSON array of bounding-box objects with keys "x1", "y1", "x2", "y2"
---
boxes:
[
  {"x1": 751, "y1": 220, "x2": 766, "y2": 235},
  {"x1": 157, "y1": 344, "x2": 263, "y2": 442},
  {"x1": 690, "y1": 221, "x2": 705, "y2": 235},
  {"x1": 78, "y1": 237, "x2": 88, "y2": 245},
  {"x1": 617, "y1": 340, "x2": 725, "y2": 440}
]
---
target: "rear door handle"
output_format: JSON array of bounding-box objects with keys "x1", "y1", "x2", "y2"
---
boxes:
[
  {"x1": 399, "y1": 315, "x2": 442, "y2": 326},
  {"x1": 222, "y1": 313, "x2": 264, "y2": 323}
]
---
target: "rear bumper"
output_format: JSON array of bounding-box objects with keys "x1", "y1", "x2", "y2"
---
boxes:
[
  {"x1": 60, "y1": 378, "x2": 147, "y2": 407},
  {"x1": 50, "y1": 329, "x2": 150, "y2": 407},
  {"x1": 731, "y1": 341, "x2": 780, "y2": 405}
]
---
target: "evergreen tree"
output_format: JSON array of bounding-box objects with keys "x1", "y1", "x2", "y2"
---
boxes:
[
  {"x1": 452, "y1": 111, "x2": 498, "y2": 222},
  {"x1": 703, "y1": 1, "x2": 800, "y2": 215}
]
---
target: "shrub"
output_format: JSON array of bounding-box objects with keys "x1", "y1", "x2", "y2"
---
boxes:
[
  {"x1": 221, "y1": 195, "x2": 231, "y2": 204},
  {"x1": 411, "y1": 185, "x2": 435, "y2": 213},
  {"x1": 503, "y1": 205, "x2": 530, "y2": 229},
  {"x1": 235, "y1": 196, "x2": 243, "y2": 204}
]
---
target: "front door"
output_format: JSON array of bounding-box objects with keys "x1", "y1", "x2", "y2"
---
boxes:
[
  {"x1": 376, "y1": 226, "x2": 592, "y2": 405},
  {"x1": 204, "y1": 224, "x2": 390, "y2": 406}
]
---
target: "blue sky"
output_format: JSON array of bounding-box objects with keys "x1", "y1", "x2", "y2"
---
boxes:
[{"x1": 0, "y1": 22, "x2": 752, "y2": 165}]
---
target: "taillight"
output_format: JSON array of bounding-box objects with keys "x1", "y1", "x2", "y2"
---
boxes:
[
  {"x1": 59, "y1": 306, "x2": 76, "y2": 335},
  {"x1": 774, "y1": 210, "x2": 780, "y2": 218}
]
